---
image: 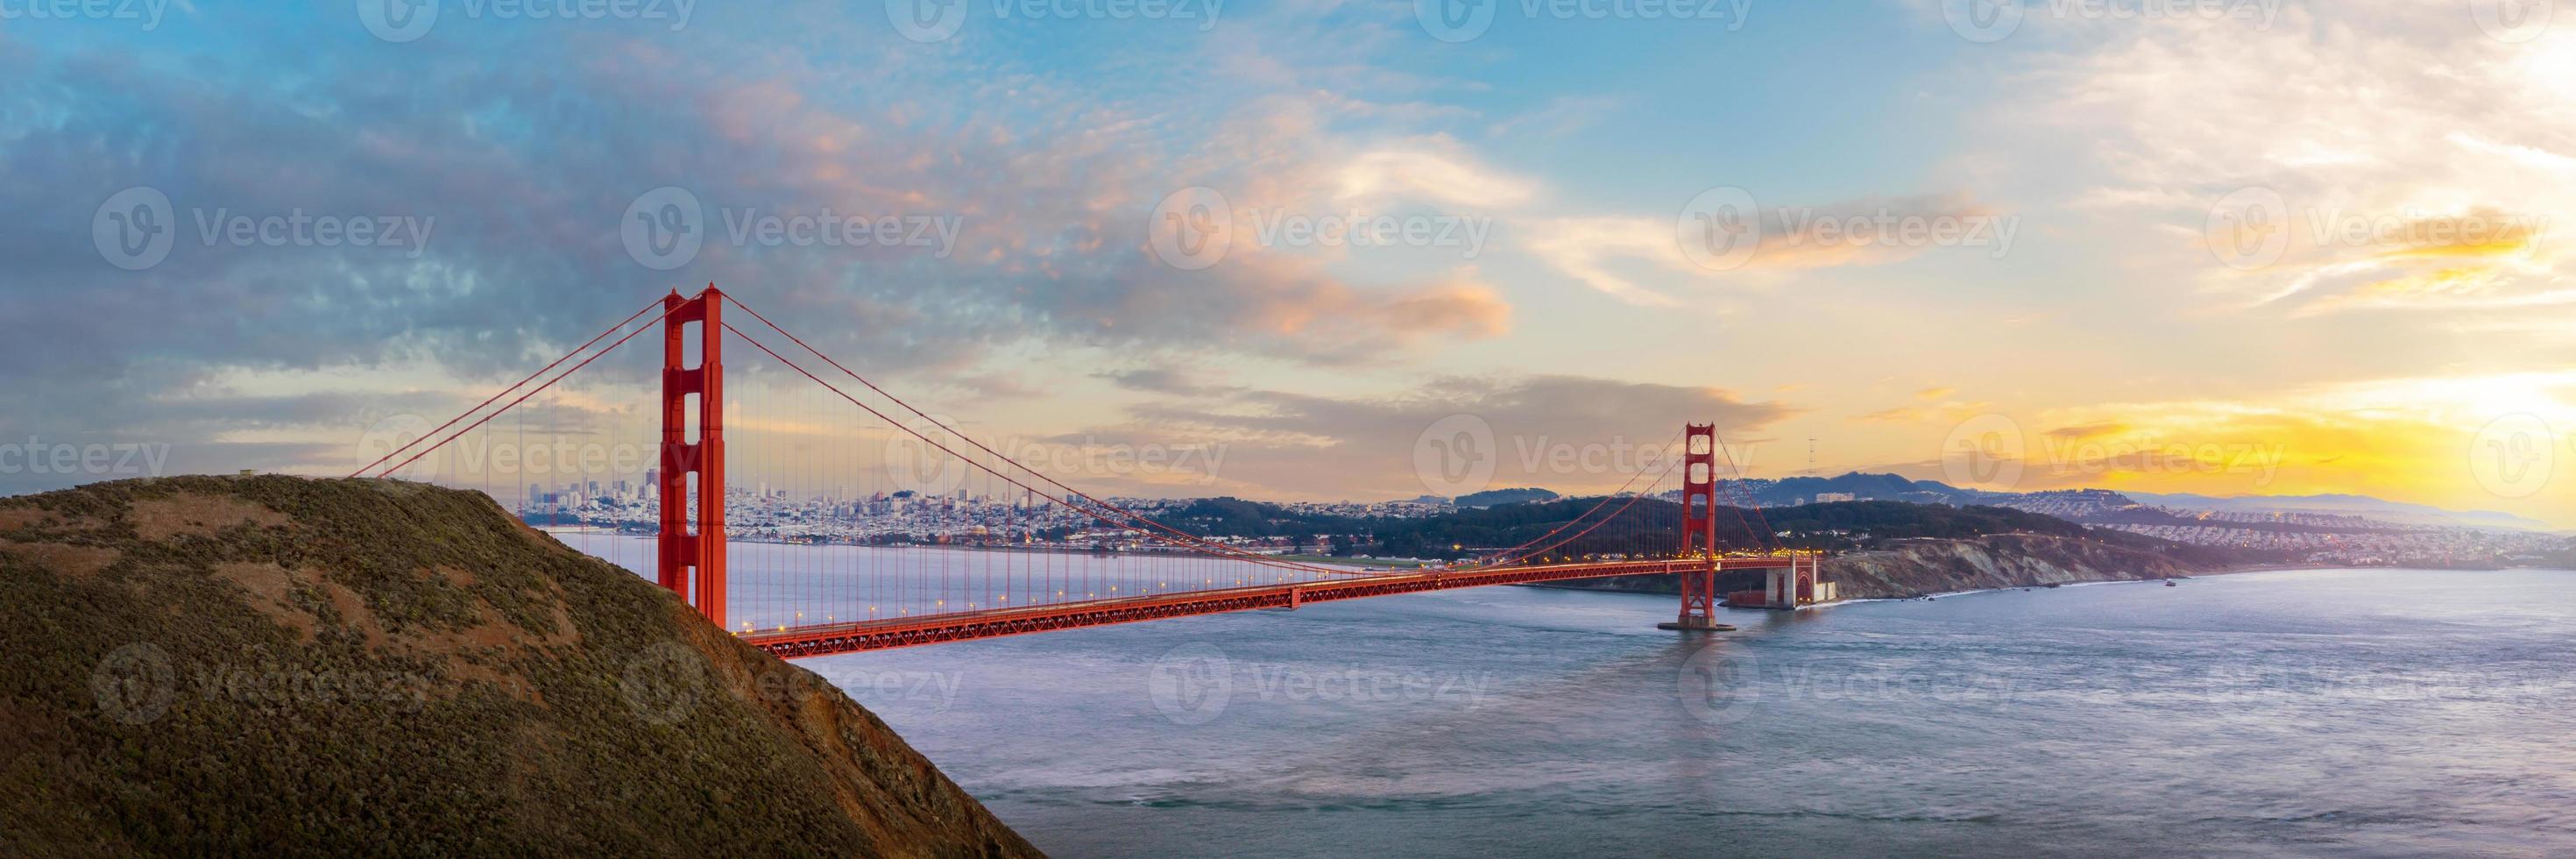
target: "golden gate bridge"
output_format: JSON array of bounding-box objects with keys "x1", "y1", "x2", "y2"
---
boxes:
[{"x1": 351, "y1": 287, "x2": 1822, "y2": 659}]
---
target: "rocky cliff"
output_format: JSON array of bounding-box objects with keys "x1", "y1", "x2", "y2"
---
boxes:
[
  {"x1": 0, "y1": 476, "x2": 1041, "y2": 857},
  {"x1": 1817, "y1": 533, "x2": 2204, "y2": 599}
]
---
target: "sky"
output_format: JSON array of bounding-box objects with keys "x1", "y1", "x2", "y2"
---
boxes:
[{"x1": 3, "y1": 0, "x2": 2573, "y2": 527}]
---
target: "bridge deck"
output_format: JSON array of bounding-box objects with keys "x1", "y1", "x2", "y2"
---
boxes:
[{"x1": 743, "y1": 557, "x2": 1801, "y2": 658}]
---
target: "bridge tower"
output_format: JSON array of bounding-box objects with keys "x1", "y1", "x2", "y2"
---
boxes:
[
  {"x1": 1660, "y1": 423, "x2": 1733, "y2": 632},
  {"x1": 657, "y1": 287, "x2": 726, "y2": 629}
]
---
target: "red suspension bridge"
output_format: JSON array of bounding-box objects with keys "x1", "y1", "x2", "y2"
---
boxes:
[{"x1": 353, "y1": 287, "x2": 1823, "y2": 659}]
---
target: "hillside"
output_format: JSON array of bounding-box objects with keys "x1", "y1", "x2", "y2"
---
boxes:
[
  {"x1": 1171, "y1": 494, "x2": 2268, "y2": 600},
  {"x1": 0, "y1": 476, "x2": 1039, "y2": 858},
  {"x1": 1547, "y1": 532, "x2": 2211, "y2": 601},
  {"x1": 1171, "y1": 496, "x2": 2270, "y2": 568},
  {"x1": 2120, "y1": 490, "x2": 2558, "y2": 532},
  {"x1": 1454, "y1": 487, "x2": 1559, "y2": 508}
]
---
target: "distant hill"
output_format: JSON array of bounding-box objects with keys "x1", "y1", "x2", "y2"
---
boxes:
[
  {"x1": 2119, "y1": 491, "x2": 2557, "y2": 532},
  {"x1": 1454, "y1": 487, "x2": 1560, "y2": 508},
  {"x1": 0, "y1": 476, "x2": 1037, "y2": 857},
  {"x1": 1170, "y1": 493, "x2": 2274, "y2": 571},
  {"x1": 1712, "y1": 472, "x2": 2558, "y2": 534},
  {"x1": 1741, "y1": 472, "x2": 1966, "y2": 505}
]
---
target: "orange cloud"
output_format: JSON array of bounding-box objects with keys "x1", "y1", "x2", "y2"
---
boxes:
[{"x1": 1953, "y1": 373, "x2": 2576, "y2": 527}]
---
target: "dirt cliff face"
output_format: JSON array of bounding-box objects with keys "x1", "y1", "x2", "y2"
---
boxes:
[
  {"x1": 1546, "y1": 533, "x2": 2205, "y2": 601},
  {"x1": 1821, "y1": 533, "x2": 2202, "y2": 599},
  {"x1": 0, "y1": 475, "x2": 1041, "y2": 858}
]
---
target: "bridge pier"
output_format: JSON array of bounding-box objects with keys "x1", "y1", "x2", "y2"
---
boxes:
[{"x1": 1660, "y1": 563, "x2": 1735, "y2": 631}]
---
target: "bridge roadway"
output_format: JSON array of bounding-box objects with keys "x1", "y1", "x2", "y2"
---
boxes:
[{"x1": 743, "y1": 556, "x2": 1801, "y2": 658}]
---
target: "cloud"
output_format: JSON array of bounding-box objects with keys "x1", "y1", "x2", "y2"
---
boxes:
[
  {"x1": 1857, "y1": 395, "x2": 1993, "y2": 425},
  {"x1": 2046, "y1": 422, "x2": 2128, "y2": 441},
  {"x1": 1072, "y1": 374, "x2": 1801, "y2": 499},
  {"x1": 1486, "y1": 95, "x2": 1624, "y2": 138},
  {"x1": 1992, "y1": 3, "x2": 2576, "y2": 320},
  {"x1": 1866, "y1": 371, "x2": 2576, "y2": 527},
  {"x1": 0, "y1": 7, "x2": 1536, "y2": 491},
  {"x1": 1332, "y1": 140, "x2": 1538, "y2": 209},
  {"x1": 1523, "y1": 193, "x2": 2009, "y2": 306},
  {"x1": 1093, "y1": 366, "x2": 1236, "y2": 397}
]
